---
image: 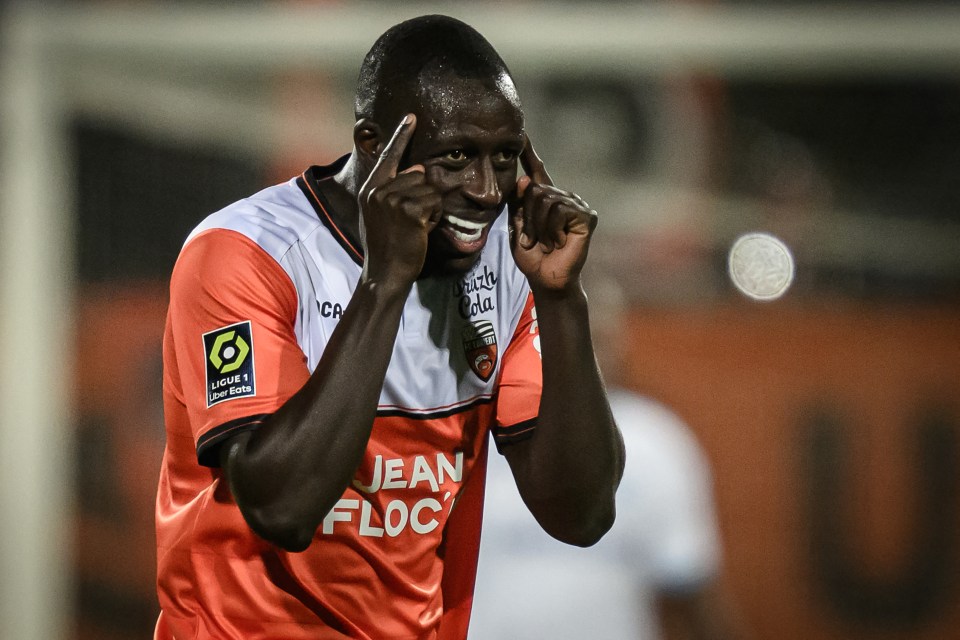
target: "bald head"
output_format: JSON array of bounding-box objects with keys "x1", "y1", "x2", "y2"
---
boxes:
[{"x1": 355, "y1": 15, "x2": 515, "y2": 128}]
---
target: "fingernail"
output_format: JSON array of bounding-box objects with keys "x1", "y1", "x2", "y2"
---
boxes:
[
  {"x1": 402, "y1": 114, "x2": 413, "y2": 125},
  {"x1": 519, "y1": 232, "x2": 531, "y2": 247}
]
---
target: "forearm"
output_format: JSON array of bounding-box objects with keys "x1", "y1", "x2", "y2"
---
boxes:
[
  {"x1": 222, "y1": 277, "x2": 409, "y2": 551},
  {"x1": 509, "y1": 284, "x2": 625, "y2": 545}
]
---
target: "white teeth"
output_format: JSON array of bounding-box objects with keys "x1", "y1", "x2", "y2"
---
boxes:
[
  {"x1": 444, "y1": 215, "x2": 486, "y2": 231},
  {"x1": 451, "y1": 227, "x2": 482, "y2": 243},
  {"x1": 443, "y1": 214, "x2": 487, "y2": 244}
]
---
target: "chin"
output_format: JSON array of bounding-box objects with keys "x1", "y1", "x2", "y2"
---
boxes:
[{"x1": 420, "y1": 246, "x2": 483, "y2": 278}]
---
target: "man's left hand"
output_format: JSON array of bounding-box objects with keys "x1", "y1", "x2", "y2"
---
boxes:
[{"x1": 509, "y1": 135, "x2": 598, "y2": 293}]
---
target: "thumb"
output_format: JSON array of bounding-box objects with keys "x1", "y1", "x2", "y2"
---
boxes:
[{"x1": 516, "y1": 175, "x2": 531, "y2": 198}]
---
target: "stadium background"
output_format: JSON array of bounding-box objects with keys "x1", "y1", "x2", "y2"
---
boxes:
[{"x1": 2, "y1": 2, "x2": 960, "y2": 638}]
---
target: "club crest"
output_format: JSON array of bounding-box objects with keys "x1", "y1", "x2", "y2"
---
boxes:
[{"x1": 462, "y1": 321, "x2": 498, "y2": 382}]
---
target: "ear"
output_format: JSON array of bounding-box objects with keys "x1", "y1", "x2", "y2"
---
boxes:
[{"x1": 353, "y1": 119, "x2": 382, "y2": 165}]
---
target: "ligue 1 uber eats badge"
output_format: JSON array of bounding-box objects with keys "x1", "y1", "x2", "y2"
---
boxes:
[
  {"x1": 462, "y1": 321, "x2": 497, "y2": 382},
  {"x1": 204, "y1": 321, "x2": 256, "y2": 407}
]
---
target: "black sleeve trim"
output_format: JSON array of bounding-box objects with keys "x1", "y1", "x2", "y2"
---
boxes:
[
  {"x1": 196, "y1": 413, "x2": 271, "y2": 468},
  {"x1": 492, "y1": 417, "x2": 538, "y2": 454}
]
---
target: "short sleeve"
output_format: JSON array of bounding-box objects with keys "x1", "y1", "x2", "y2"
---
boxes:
[
  {"x1": 492, "y1": 291, "x2": 542, "y2": 451},
  {"x1": 167, "y1": 228, "x2": 310, "y2": 466}
]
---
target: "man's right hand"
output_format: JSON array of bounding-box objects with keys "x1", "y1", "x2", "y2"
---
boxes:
[
  {"x1": 220, "y1": 116, "x2": 443, "y2": 553},
  {"x1": 357, "y1": 114, "x2": 443, "y2": 287}
]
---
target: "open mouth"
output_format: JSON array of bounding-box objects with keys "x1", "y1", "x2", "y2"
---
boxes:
[
  {"x1": 444, "y1": 214, "x2": 488, "y2": 243},
  {"x1": 437, "y1": 214, "x2": 493, "y2": 254}
]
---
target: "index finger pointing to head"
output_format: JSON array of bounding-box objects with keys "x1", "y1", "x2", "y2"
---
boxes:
[
  {"x1": 369, "y1": 113, "x2": 417, "y2": 186},
  {"x1": 520, "y1": 133, "x2": 553, "y2": 186}
]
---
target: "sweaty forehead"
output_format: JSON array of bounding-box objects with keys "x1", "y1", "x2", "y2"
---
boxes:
[{"x1": 414, "y1": 71, "x2": 523, "y2": 141}]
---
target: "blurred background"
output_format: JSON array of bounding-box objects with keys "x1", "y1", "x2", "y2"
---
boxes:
[{"x1": 2, "y1": 1, "x2": 960, "y2": 638}]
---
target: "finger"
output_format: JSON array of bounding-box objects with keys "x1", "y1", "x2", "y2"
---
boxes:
[
  {"x1": 533, "y1": 193, "x2": 565, "y2": 252},
  {"x1": 519, "y1": 133, "x2": 553, "y2": 186},
  {"x1": 399, "y1": 191, "x2": 443, "y2": 226},
  {"x1": 571, "y1": 203, "x2": 599, "y2": 234},
  {"x1": 515, "y1": 175, "x2": 532, "y2": 200},
  {"x1": 543, "y1": 200, "x2": 572, "y2": 251},
  {"x1": 425, "y1": 192, "x2": 444, "y2": 230},
  {"x1": 368, "y1": 114, "x2": 416, "y2": 186},
  {"x1": 520, "y1": 183, "x2": 540, "y2": 249},
  {"x1": 507, "y1": 175, "x2": 528, "y2": 224},
  {"x1": 371, "y1": 170, "x2": 428, "y2": 200},
  {"x1": 522, "y1": 184, "x2": 561, "y2": 251},
  {"x1": 509, "y1": 208, "x2": 527, "y2": 252},
  {"x1": 514, "y1": 207, "x2": 536, "y2": 250},
  {"x1": 385, "y1": 169, "x2": 426, "y2": 188},
  {"x1": 377, "y1": 184, "x2": 439, "y2": 208},
  {"x1": 378, "y1": 181, "x2": 441, "y2": 221},
  {"x1": 392, "y1": 183, "x2": 437, "y2": 199},
  {"x1": 507, "y1": 193, "x2": 530, "y2": 251}
]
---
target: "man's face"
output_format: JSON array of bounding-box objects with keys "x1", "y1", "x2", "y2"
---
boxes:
[{"x1": 403, "y1": 72, "x2": 525, "y2": 275}]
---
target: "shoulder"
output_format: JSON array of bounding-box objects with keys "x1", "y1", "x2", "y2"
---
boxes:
[
  {"x1": 170, "y1": 178, "x2": 316, "y2": 318},
  {"x1": 184, "y1": 176, "x2": 320, "y2": 265}
]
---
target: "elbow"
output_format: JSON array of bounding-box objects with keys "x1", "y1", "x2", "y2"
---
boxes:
[
  {"x1": 560, "y1": 504, "x2": 616, "y2": 548},
  {"x1": 220, "y1": 434, "x2": 317, "y2": 552},
  {"x1": 261, "y1": 524, "x2": 316, "y2": 554},
  {"x1": 586, "y1": 502, "x2": 617, "y2": 546},
  {"x1": 242, "y1": 506, "x2": 317, "y2": 553},
  {"x1": 542, "y1": 495, "x2": 617, "y2": 548}
]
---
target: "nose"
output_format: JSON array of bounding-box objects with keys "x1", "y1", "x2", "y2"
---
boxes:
[{"x1": 462, "y1": 158, "x2": 501, "y2": 209}]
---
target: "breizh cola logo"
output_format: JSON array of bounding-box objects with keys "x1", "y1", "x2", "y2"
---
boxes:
[{"x1": 461, "y1": 320, "x2": 497, "y2": 382}]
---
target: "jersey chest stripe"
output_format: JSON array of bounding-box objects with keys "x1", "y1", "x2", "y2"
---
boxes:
[{"x1": 376, "y1": 395, "x2": 494, "y2": 420}]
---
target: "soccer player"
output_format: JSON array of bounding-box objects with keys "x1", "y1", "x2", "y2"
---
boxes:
[{"x1": 155, "y1": 15, "x2": 624, "y2": 640}]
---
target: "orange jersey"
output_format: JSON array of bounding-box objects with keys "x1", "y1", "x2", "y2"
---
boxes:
[{"x1": 156, "y1": 162, "x2": 543, "y2": 640}]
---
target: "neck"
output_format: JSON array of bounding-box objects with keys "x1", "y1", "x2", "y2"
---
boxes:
[
  {"x1": 332, "y1": 151, "x2": 365, "y2": 203},
  {"x1": 313, "y1": 151, "x2": 365, "y2": 241},
  {"x1": 299, "y1": 151, "x2": 368, "y2": 257}
]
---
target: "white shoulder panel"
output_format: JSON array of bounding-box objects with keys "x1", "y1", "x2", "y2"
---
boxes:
[{"x1": 184, "y1": 177, "x2": 321, "y2": 265}]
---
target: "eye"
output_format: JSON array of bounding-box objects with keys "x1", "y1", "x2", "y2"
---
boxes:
[
  {"x1": 494, "y1": 150, "x2": 518, "y2": 166},
  {"x1": 443, "y1": 149, "x2": 468, "y2": 163}
]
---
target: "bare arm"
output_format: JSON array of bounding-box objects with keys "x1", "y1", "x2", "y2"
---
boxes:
[
  {"x1": 503, "y1": 137, "x2": 625, "y2": 547},
  {"x1": 219, "y1": 278, "x2": 407, "y2": 551},
  {"x1": 218, "y1": 115, "x2": 442, "y2": 551}
]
